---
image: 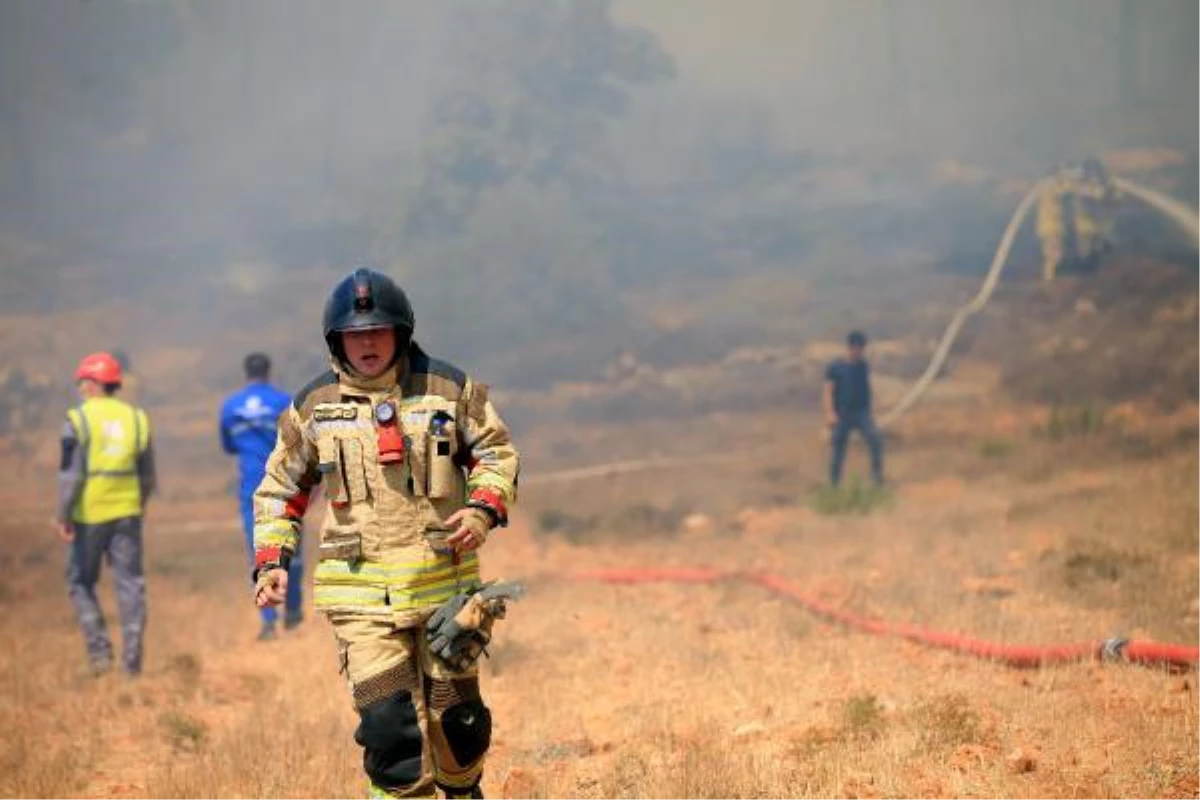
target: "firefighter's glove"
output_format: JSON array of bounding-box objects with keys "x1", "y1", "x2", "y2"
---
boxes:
[{"x1": 426, "y1": 581, "x2": 524, "y2": 672}]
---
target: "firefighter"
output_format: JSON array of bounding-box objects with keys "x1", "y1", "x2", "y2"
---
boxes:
[
  {"x1": 1039, "y1": 160, "x2": 1119, "y2": 281},
  {"x1": 1036, "y1": 167, "x2": 1073, "y2": 282},
  {"x1": 251, "y1": 267, "x2": 519, "y2": 799},
  {"x1": 1074, "y1": 157, "x2": 1118, "y2": 271},
  {"x1": 56, "y1": 352, "x2": 156, "y2": 677}
]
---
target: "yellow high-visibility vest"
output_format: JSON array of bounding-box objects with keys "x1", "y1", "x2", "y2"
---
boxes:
[{"x1": 67, "y1": 397, "x2": 150, "y2": 524}]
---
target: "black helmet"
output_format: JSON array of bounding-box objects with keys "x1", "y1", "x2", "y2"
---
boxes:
[{"x1": 322, "y1": 267, "x2": 415, "y2": 366}]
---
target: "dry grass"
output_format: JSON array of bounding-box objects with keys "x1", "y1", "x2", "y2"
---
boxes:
[
  {"x1": 0, "y1": 395, "x2": 1196, "y2": 799},
  {"x1": 909, "y1": 693, "x2": 984, "y2": 755},
  {"x1": 0, "y1": 227, "x2": 1195, "y2": 799}
]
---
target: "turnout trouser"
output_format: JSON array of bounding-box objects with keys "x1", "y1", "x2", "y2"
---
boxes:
[
  {"x1": 333, "y1": 616, "x2": 491, "y2": 799},
  {"x1": 65, "y1": 516, "x2": 146, "y2": 674}
]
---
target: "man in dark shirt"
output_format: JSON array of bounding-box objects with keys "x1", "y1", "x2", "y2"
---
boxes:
[{"x1": 823, "y1": 330, "x2": 884, "y2": 486}]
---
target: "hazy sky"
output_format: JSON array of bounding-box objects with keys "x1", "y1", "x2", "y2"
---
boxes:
[{"x1": 617, "y1": 0, "x2": 1198, "y2": 161}]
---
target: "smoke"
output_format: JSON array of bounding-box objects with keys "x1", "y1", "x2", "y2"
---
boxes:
[{"x1": 0, "y1": 0, "x2": 1194, "y2": 392}]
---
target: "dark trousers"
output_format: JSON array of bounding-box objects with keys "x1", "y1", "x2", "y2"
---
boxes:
[
  {"x1": 240, "y1": 493, "x2": 303, "y2": 626},
  {"x1": 830, "y1": 411, "x2": 884, "y2": 486},
  {"x1": 65, "y1": 516, "x2": 146, "y2": 674}
]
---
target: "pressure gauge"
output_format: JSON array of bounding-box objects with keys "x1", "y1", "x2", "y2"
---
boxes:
[{"x1": 374, "y1": 401, "x2": 396, "y2": 424}]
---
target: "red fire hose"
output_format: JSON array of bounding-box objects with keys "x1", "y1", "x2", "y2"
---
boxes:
[{"x1": 574, "y1": 567, "x2": 1199, "y2": 671}]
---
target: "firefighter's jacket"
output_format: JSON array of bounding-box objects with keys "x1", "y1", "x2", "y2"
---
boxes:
[{"x1": 253, "y1": 344, "x2": 519, "y2": 627}]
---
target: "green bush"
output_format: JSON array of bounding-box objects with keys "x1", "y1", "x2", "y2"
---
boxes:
[
  {"x1": 158, "y1": 710, "x2": 207, "y2": 752},
  {"x1": 911, "y1": 693, "x2": 981, "y2": 753},
  {"x1": 842, "y1": 693, "x2": 887, "y2": 740},
  {"x1": 809, "y1": 479, "x2": 892, "y2": 515},
  {"x1": 1041, "y1": 403, "x2": 1107, "y2": 441},
  {"x1": 977, "y1": 437, "x2": 1017, "y2": 458}
]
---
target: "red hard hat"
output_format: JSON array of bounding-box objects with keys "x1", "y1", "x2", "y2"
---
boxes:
[{"x1": 75, "y1": 352, "x2": 123, "y2": 385}]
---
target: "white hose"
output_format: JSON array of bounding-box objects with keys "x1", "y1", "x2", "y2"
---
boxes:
[
  {"x1": 1112, "y1": 177, "x2": 1200, "y2": 243},
  {"x1": 878, "y1": 176, "x2": 1199, "y2": 427},
  {"x1": 877, "y1": 180, "x2": 1046, "y2": 427}
]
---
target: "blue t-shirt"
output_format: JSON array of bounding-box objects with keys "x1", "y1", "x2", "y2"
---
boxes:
[
  {"x1": 826, "y1": 358, "x2": 872, "y2": 416},
  {"x1": 219, "y1": 381, "x2": 291, "y2": 495}
]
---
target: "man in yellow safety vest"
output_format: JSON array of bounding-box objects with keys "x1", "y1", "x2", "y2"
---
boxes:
[{"x1": 56, "y1": 352, "x2": 157, "y2": 677}]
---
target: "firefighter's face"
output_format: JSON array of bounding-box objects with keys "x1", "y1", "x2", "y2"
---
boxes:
[{"x1": 343, "y1": 327, "x2": 396, "y2": 378}]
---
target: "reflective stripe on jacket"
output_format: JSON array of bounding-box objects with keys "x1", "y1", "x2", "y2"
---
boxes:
[
  {"x1": 253, "y1": 345, "x2": 519, "y2": 626},
  {"x1": 67, "y1": 397, "x2": 150, "y2": 524}
]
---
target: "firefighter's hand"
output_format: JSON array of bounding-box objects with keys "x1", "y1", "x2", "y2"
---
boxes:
[
  {"x1": 55, "y1": 520, "x2": 74, "y2": 543},
  {"x1": 255, "y1": 568, "x2": 288, "y2": 608},
  {"x1": 825, "y1": 411, "x2": 838, "y2": 429},
  {"x1": 445, "y1": 508, "x2": 491, "y2": 552}
]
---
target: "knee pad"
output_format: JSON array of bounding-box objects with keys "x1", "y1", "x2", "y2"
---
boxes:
[
  {"x1": 354, "y1": 688, "x2": 423, "y2": 790},
  {"x1": 440, "y1": 699, "x2": 491, "y2": 767},
  {"x1": 427, "y1": 676, "x2": 480, "y2": 713},
  {"x1": 353, "y1": 661, "x2": 418, "y2": 710}
]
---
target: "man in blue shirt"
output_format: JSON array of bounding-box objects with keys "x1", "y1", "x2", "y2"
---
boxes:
[
  {"x1": 220, "y1": 353, "x2": 302, "y2": 640},
  {"x1": 823, "y1": 330, "x2": 885, "y2": 487}
]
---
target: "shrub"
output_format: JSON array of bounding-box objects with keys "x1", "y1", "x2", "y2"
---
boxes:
[{"x1": 809, "y1": 480, "x2": 892, "y2": 515}]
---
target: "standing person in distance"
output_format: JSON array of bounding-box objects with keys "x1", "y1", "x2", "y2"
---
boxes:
[
  {"x1": 57, "y1": 352, "x2": 156, "y2": 678},
  {"x1": 220, "y1": 352, "x2": 302, "y2": 641},
  {"x1": 824, "y1": 330, "x2": 885, "y2": 487}
]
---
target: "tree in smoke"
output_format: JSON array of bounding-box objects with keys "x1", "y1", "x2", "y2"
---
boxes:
[
  {"x1": 399, "y1": 0, "x2": 674, "y2": 240},
  {"x1": 379, "y1": 0, "x2": 675, "y2": 363}
]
